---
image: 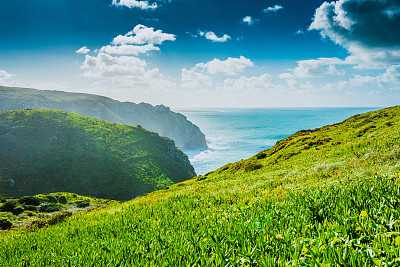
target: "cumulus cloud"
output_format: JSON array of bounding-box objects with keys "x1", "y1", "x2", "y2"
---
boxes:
[
  {"x1": 242, "y1": 16, "x2": 258, "y2": 26},
  {"x1": 0, "y1": 70, "x2": 13, "y2": 80},
  {"x1": 309, "y1": 0, "x2": 400, "y2": 67},
  {"x1": 95, "y1": 25, "x2": 175, "y2": 56},
  {"x1": 223, "y1": 74, "x2": 276, "y2": 92},
  {"x1": 199, "y1": 31, "x2": 231, "y2": 42},
  {"x1": 112, "y1": 0, "x2": 157, "y2": 10},
  {"x1": 193, "y1": 56, "x2": 254, "y2": 76},
  {"x1": 180, "y1": 56, "x2": 254, "y2": 89},
  {"x1": 181, "y1": 68, "x2": 213, "y2": 89},
  {"x1": 76, "y1": 46, "x2": 90, "y2": 54},
  {"x1": 81, "y1": 53, "x2": 159, "y2": 79},
  {"x1": 263, "y1": 4, "x2": 284, "y2": 13},
  {"x1": 293, "y1": 58, "x2": 347, "y2": 77},
  {"x1": 344, "y1": 65, "x2": 400, "y2": 89},
  {"x1": 81, "y1": 53, "x2": 175, "y2": 90},
  {"x1": 112, "y1": 25, "x2": 176, "y2": 45},
  {"x1": 99, "y1": 44, "x2": 159, "y2": 55}
]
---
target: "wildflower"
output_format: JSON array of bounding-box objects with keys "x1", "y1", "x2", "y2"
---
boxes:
[
  {"x1": 360, "y1": 210, "x2": 368, "y2": 217},
  {"x1": 276, "y1": 234, "x2": 283, "y2": 239}
]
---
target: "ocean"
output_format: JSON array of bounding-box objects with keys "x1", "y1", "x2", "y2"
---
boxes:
[{"x1": 177, "y1": 107, "x2": 381, "y2": 175}]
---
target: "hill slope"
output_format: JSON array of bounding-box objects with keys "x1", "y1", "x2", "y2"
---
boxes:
[
  {"x1": 0, "y1": 109, "x2": 196, "y2": 200},
  {"x1": 0, "y1": 86, "x2": 207, "y2": 150},
  {"x1": 1, "y1": 106, "x2": 399, "y2": 266}
]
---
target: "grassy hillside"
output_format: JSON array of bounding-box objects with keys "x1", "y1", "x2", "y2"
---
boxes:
[
  {"x1": 1, "y1": 106, "x2": 400, "y2": 266},
  {"x1": 0, "y1": 109, "x2": 195, "y2": 200}
]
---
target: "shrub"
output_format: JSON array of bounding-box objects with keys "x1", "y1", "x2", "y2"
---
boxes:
[
  {"x1": 12, "y1": 206, "x2": 25, "y2": 215},
  {"x1": 45, "y1": 195, "x2": 58, "y2": 203},
  {"x1": 47, "y1": 211, "x2": 72, "y2": 225},
  {"x1": 0, "y1": 217, "x2": 12, "y2": 230},
  {"x1": 58, "y1": 196, "x2": 68, "y2": 204},
  {"x1": 27, "y1": 211, "x2": 72, "y2": 231},
  {"x1": 23, "y1": 210, "x2": 37, "y2": 217},
  {"x1": 18, "y1": 196, "x2": 42, "y2": 206},
  {"x1": 0, "y1": 212, "x2": 13, "y2": 220},
  {"x1": 22, "y1": 205, "x2": 37, "y2": 212},
  {"x1": 75, "y1": 200, "x2": 90, "y2": 208},
  {"x1": 38, "y1": 203, "x2": 62, "y2": 213},
  {"x1": 0, "y1": 195, "x2": 6, "y2": 203},
  {"x1": 244, "y1": 163, "x2": 263, "y2": 172},
  {"x1": 0, "y1": 200, "x2": 18, "y2": 212}
]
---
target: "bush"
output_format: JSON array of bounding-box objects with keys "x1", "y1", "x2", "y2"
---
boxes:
[
  {"x1": 23, "y1": 210, "x2": 37, "y2": 217},
  {"x1": 0, "y1": 217, "x2": 12, "y2": 230},
  {"x1": 75, "y1": 200, "x2": 90, "y2": 208},
  {"x1": 58, "y1": 196, "x2": 68, "y2": 204},
  {"x1": 0, "y1": 200, "x2": 17, "y2": 212},
  {"x1": 22, "y1": 205, "x2": 37, "y2": 212},
  {"x1": 47, "y1": 211, "x2": 72, "y2": 225},
  {"x1": 45, "y1": 195, "x2": 58, "y2": 203},
  {"x1": 0, "y1": 212, "x2": 13, "y2": 220},
  {"x1": 27, "y1": 211, "x2": 72, "y2": 231},
  {"x1": 0, "y1": 195, "x2": 6, "y2": 203},
  {"x1": 18, "y1": 196, "x2": 42, "y2": 206},
  {"x1": 12, "y1": 206, "x2": 24, "y2": 215},
  {"x1": 38, "y1": 203, "x2": 62, "y2": 213}
]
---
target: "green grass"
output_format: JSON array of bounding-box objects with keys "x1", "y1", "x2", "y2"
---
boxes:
[
  {"x1": 0, "y1": 106, "x2": 400, "y2": 266},
  {"x1": 0, "y1": 109, "x2": 195, "y2": 200}
]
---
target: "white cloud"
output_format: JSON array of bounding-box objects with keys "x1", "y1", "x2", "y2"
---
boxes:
[
  {"x1": 193, "y1": 56, "x2": 254, "y2": 76},
  {"x1": 263, "y1": 5, "x2": 284, "y2": 13},
  {"x1": 293, "y1": 58, "x2": 347, "y2": 78},
  {"x1": 199, "y1": 31, "x2": 231, "y2": 43},
  {"x1": 81, "y1": 53, "x2": 159, "y2": 79},
  {"x1": 112, "y1": 0, "x2": 157, "y2": 10},
  {"x1": 294, "y1": 29, "x2": 305, "y2": 35},
  {"x1": 0, "y1": 70, "x2": 13, "y2": 80},
  {"x1": 112, "y1": 25, "x2": 176, "y2": 45},
  {"x1": 76, "y1": 46, "x2": 90, "y2": 54},
  {"x1": 81, "y1": 53, "x2": 175, "y2": 91},
  {"x1": 309, "y1": 0, "x2": 400, "y2": 68},
  {"x1": 99, "y1": 44, "x2": 159, "y2": 55},
  {"x1": 242, "y1": 16, "x2": 258, "y2": 26},
  {"x1": 343, "y1": 65, "x2": 400, "y2": 89},
  {"x1": 223, "y1": 74, "x2": 277, "y2": 92},
  {"x1": 181, "y1": 68, "x2": 213, "y2": 89}
]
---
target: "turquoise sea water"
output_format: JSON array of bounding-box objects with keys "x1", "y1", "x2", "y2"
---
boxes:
[{"x1": 178, "y1": 107, "x2": 381, "y2": 175}]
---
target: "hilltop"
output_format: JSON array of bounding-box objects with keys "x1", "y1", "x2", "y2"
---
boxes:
[
  {"x1": 0, "y1": 86, "x2": 207, "y2": 150},
  {"x1": 0, "y1": 109, "x2": 196, "y2": 200},
  {"x1": 1, "y1": 106, "x2": 399, "y2": 265}
]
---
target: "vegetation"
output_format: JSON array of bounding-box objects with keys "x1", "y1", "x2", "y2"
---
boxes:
[
  {"x1": 0, "y1": 86, "x2": 208, "y2": 150},
  {"x1": 0, "y1": 109, "x2": 196, "y2": 200},
  {"x1": 0, "y1": 192, "x2": 118, "y2": 232},
  {"x1": 0, "y1": 106, "x2": 399, "y2": 265}
]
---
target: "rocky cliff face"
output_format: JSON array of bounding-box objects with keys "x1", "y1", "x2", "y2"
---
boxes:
[{"x1": 0, "y1": 86, "x2": 207, "y2": 150}]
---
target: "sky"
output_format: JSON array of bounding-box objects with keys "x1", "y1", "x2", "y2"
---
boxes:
[{"x1": 0, "y1": 0, "x2": 399, "y2": 108}]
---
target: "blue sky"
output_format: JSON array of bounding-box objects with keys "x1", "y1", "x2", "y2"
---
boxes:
[{"x1": 0, "y1": 0, "x2": 399, "y2": 108}]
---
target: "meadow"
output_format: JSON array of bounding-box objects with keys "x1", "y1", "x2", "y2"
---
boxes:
[{"x1": 1, "y1": 106, "x2": 400, "y2": 266}]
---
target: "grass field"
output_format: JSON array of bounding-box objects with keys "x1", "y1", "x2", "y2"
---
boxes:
[{"x1": 0, "y1": 106, "x2": 399, "y2": 266}]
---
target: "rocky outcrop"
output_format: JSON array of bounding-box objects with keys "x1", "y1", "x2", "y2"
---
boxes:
[{"x1": 0, "y1": 86, "x2": 207, "y2": 150}]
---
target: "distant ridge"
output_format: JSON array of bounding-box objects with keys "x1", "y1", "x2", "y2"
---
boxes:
[{"x1": 0, "y1": 86, "x2": 208, "y2": 150}]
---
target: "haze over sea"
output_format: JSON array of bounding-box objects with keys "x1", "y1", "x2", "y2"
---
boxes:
[{"x1": 178, "y1": 108, "x2": 381, "y2": 175}]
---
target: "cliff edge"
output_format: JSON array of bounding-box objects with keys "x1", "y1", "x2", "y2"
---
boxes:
[{"x1": 0, "y1": 86, "x2": 208, "y2": 150}]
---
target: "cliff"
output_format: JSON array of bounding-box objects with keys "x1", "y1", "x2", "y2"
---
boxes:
[{"x1": 0, "y1": 86, "x2": 207, "y2": 150}]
